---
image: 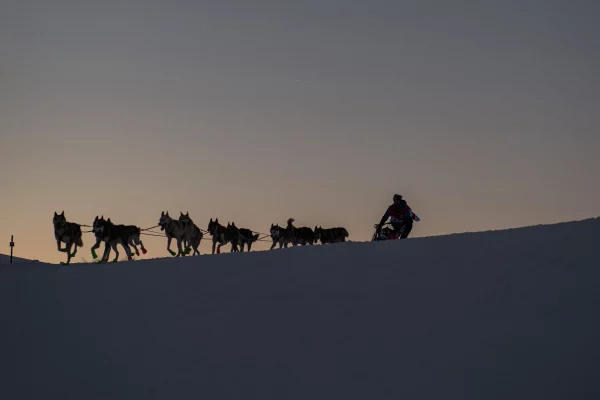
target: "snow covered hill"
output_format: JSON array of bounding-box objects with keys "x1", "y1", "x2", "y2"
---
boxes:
[{"x1": 1, "y1": 218, "x2": 599, "y2": 400}]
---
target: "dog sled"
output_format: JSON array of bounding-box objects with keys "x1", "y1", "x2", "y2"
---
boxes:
[
  {"x1": 371, "y1": 212, "x2": 420, "y2": 242},
  {"x1": 371, "y1": 223, "x2": 405, "y2": 241}
]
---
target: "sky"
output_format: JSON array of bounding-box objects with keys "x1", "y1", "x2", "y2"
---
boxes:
[{"x1": 1, "y1": 0, "x2": 599, "y2": 263}]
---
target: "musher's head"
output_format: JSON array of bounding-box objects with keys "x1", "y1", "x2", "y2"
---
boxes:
[{"x1": 393, "y1": 194, "x2": 402, "y2": 203}]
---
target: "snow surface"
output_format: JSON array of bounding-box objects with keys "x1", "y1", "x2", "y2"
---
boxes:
[
  {"x1": 0, "y1": 253, "x2": 36, "y2": 265},
  {"x1": 1, "y1": 218, "x2": 600, "y2": 399}
]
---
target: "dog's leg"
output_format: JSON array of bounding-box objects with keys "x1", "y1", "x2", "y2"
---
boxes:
[
  {"x1": 123, "y1": 242, "x2": 133, "y2": 261},
  {"x1": 192, "y1": 238, "x2": 200, "y2": 256},
  {"x1": 166, "y1": 236, "x2": 176, "y2": 256},
  {"x1": 71, "y1": 237, "x2": 79, "y2": 257},
  {"x1": 57, "y1": 238, "x2": 67, "y2": 253},
  {"x1": 62, "y1": 242, "x2": 73, "y2": 265},
  {"x1": 129, "y1": 238, "x2": 139, "y2": 257},
  {"x1": 139, "y1": 237, "x2": 147, "y2": 254},
  {"x1": 194, "y1": 235, "x2": 201, "y2": 255},
  {"x1": 110, "y1": 241, "x2": 120, "y2": 262},
  {"x1": 91, "y1": 238, "x2": 102, "y2": 259},
  {"x1": 176, "y1": 237, "x2": 183, "y2": 257},
  {"x1": 66, "y1": 241, "x2": 74, "y2": 264},
  {"x1": 100, "y1": 241, "x2": 111, "y2": 263},
  {"x1": 212, "y1": 238, "x2": 217, "y2": 255}
]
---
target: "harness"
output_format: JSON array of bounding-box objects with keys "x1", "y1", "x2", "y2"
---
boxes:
[
  {"x1": 166, "y1": 224, "x2": 179, "y2": 237},
  {"x1": 56, "y1": 227, "x2": 68, "y2": 241},
  {"x1": 55, "y1": 223, "x2": 81, "y2": 241}
]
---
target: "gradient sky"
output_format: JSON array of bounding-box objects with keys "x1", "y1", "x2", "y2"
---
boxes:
[{"x1": 1, "y1": 0, "x2": 599, "y2": 264}]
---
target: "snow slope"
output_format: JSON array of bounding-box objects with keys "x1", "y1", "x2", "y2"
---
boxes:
[
  {"x1": 1, "y1": 218, "x2": 599, "y2": 400},
  {"x1": 0, "y1": 253, "x2": 37, "y2": 265}
]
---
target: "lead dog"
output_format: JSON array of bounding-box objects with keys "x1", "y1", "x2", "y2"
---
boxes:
[{"x1": 53, "y1": 211, "x2": 84, "y2": 265}]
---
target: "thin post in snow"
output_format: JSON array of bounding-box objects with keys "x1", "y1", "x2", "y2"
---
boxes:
[{"x1": 10, "y1": 235, "x2": 14, "y2": 263}]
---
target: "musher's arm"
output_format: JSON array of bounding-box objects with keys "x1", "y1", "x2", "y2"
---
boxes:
[{"x1": 377, "y1": 207, "x2": 391, "y2": 229}]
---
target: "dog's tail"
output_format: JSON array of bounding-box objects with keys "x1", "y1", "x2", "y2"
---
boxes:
[
  {"x1": 77, "y1": 236, "x2": 84, "y2": 247},
  {"x1": 342, "y1": 228, "x2": 349, "y2": 237},
  {"x1": 287, "y1": 218, "x2": 295, "y2": 228}
]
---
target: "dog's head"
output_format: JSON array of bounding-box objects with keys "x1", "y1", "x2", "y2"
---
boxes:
[
  {"x1": 227, "y1": 222, "x2": 239, "y2": 234},
  {"x1": 208, "y1": 218, "x2": 221, "y2": 235},
  {"x1": 93, "y1": 215, "x2": 107, "y2": 235},
  {"x1": 270, "y1": 223, "x2": 282, "y2": 239},
  {"x1": 159, "y1": 211, "x2": 172, "y2": 231},
  {"x1": 179, "y1": 211, "x2": 193, "y2": 225},
  {"x1": 53, "y1": 211, "x2": 66, "y2": 228},
  {"x1": 313, "y1": 226, "x2": 323, "y2": 243}
]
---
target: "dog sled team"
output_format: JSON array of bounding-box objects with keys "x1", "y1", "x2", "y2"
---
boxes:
[
  {"x1": 53, "y1": 212, "x2": 350, "y2": 265},
  {"x1": 53, "y1": 193, "x2": 418, "y2": 265}
]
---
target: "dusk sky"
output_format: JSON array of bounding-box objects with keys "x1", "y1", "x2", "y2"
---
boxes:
[{"x1": 1, "y1": 0, "x2": 599, "y2": 263}]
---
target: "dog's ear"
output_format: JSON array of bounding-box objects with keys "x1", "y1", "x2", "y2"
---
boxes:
[
  {"x1": 101, "y1": 215, "x2": 104, "y2": 220},
  {"x1": 186, "y1": 212, "x2": 189, "y2": 216},
  {"x1": 166, "y1": 211, "x2": 170, "y2": 217},
  {"x1": 54, "y1": 211, "x2": 57, "y2": 216},
  {"x1": 107, "y1": 218, "x2": 111, "y2": 223},
  {"x1": 215, "y1": 218, "x2": 219, "y2": 223},
  {"x1": 161, "y1": 211, "x2": 164, "y2": 216},
  {"x1": 60, "y1": 210, "x2": 64, "y2": 216},
  {"x1": 209, "y1": 218, "x2": 213, "y2": 223}
]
